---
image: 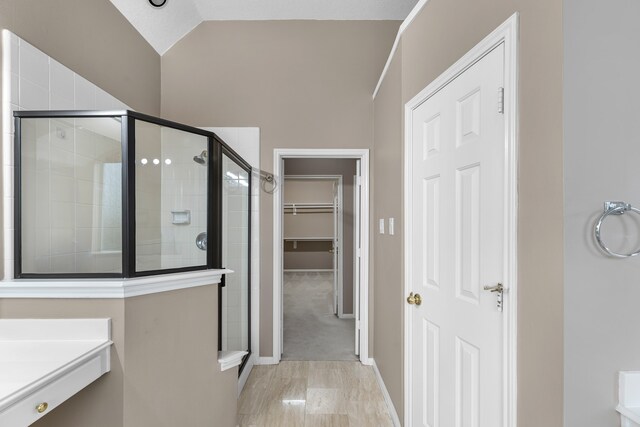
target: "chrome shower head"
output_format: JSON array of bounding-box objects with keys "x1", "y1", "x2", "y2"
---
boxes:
[{"x1": 193, "y1": 150, "x2": 208, "y2": 165}]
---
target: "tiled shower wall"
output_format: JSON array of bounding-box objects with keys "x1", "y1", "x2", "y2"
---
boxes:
[{"x1": 2, "y1": 30, "x2": 129, "y2": 278}]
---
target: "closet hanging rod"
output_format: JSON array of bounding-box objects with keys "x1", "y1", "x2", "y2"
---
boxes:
[
  {"x1": 284, "y1": 211, "x2": 334, "y2": 215},
  {"x1": 284, "y1": 202, "x2": 335, "y2": 215},
  {"x1": 284, "y1": 203, "x2": 333, "y2": 209}
]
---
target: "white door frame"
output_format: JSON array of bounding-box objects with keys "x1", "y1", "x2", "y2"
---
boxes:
[
  {"x1": 282, "y1": 174, "x2": 344, "y2": 316},
  {"x1": 273, "y1": 149, "x2": 370, "y2": 364},
  {"x1": 403, "y1": 14, "x2": 519, "y2": 426}
]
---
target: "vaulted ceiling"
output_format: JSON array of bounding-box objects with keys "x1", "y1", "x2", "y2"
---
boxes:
[{"x1": 110, "y1": 0, "x2": 417, "y2": 54}]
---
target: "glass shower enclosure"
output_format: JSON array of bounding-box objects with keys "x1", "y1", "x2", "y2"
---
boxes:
[
  {"x1": 14, "y1": 109, "x2": 253, "y2": 372},
  {"x1": 220, "y1": 148, "x2": 251, "y2": 368},
  {"x1": 14, "y1": 110, "x2": 223, "y2": 278}
]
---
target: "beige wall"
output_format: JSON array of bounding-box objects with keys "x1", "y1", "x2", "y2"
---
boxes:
[
  {"x1": 123, "y1": 286, "x2": 237, "y2": 427},
  {"x1": 161, "y1": 21, "x2": 400, "y2": 356},
  {"x1": 373, "y1": 0, "x2": 564, "y2": 425},
  {"x1": 0, "y1": 0, "x2": 160, "y2": 116},
  {"x1": 372, "y1": 43, "x2": 404, "y2": 421}
]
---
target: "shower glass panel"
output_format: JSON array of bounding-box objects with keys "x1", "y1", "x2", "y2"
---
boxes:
[
  {"x1": 220, "y1": 151, "x2": 250, "y2": 363},
  {"x1": 14, "y1": 110, "x2": 229, "y2": 279},
  {"x1": 135, "y1": 120, "x2": 209, "y2": 272},
  {"x1": 19, "y1": 117, "x2": 123, "y2": 275}
]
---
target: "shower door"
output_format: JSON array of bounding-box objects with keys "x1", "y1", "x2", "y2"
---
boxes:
[{"x1": 220, "y1": 149, "x2": 251, "y2": 373}]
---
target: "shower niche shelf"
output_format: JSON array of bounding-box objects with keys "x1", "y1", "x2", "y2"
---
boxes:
[
  {"x1": 171, "y1": 210, "x2": 191, "y2": 225},
  {"x1": 12, "y1": 110, "x2": 246, "y2": 280}
]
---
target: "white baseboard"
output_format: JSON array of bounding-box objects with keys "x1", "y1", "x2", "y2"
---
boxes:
[
  {"x1": 372, "y1": 359, "x2": 401, "y2": 427},
  {"x1": 361, "y1": 357, "x2": 374, "y2": 366},
  {"x1": 256, "y1": 356, "x2": 279, "y2": 365},
  {"x1": 339, "y1": 313, "x2": 355, "y2": 319}
]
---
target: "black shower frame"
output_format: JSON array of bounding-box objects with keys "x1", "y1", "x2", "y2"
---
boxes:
[
  {"x1": 218, "y1": 146, "x2": 252, "y2": 375},
  {"x1": 13, "y1": 110, "x2": 248, "y2": 280}
]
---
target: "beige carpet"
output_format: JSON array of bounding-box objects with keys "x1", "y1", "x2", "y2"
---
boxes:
[{"x1": 282, "y1": 272, "x2": 357, "y2": 361}]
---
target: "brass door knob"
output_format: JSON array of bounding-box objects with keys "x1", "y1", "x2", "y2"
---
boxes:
[
  {"x1": 36, "y1": 402, "x2": 48, "y2": 413},
  {"x1": 407, "y1": 292, "x2": 422, "y2": 306}
]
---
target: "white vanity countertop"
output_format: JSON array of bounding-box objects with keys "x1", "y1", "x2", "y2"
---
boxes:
[{"x1": 0, "y1": 319, "x2": 112, "y2": 414}]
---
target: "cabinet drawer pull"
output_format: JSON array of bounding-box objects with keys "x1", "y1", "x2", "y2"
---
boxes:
[{"x1": 36, "y1": 402, "x2": 48, "y2": 414}]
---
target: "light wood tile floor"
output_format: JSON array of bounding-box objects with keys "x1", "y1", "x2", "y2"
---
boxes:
[{"x1": 239, "y1": 361, "x2": 394, "y2": 427}]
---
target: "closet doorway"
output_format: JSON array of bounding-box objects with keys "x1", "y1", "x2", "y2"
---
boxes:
[
  {"x1": 284, "y1": 175, "x2": 343, "y2": 316},
  {"x1": 273, "y1": 149, "x2": 370, "y2": 363}
]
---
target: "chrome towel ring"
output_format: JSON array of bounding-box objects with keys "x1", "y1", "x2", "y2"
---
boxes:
[{"x1": 594, "y1": 201, "x2": 640, "y2": 258}]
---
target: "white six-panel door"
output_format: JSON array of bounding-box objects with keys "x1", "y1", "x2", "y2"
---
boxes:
[{"x1": 408, "y1": 44, "x2": 506, "y2": 427}]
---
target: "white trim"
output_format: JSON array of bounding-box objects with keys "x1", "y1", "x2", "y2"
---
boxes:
[
  {"x1": 373, "y1": 0, "x2": 431, "y2": 98},
  {"x1": 255, "y1": 356, "x2": 278, "y2": 365},
  {"x1": 336, "y1": 177, "x2": 344, "y2": 317},
  {"x1": 283, "y1": 269, "x2": 334, "y2": 273},
  {"x1": 353, "y1": 162, "x2": 362, "y2": 355},
  {"x1": 403, "y1": 14, "x2": 519, "y2": 427},
  {"x1": 338, "y1": 313, "x2": 355, "y2": 319},
  {"x1": 273, "y1": 149, "x2": 370, "y2": 364},
  {"x1": 218, "y1": 350, "x2": 249, "y2": 372},
  {"x1": 0, "y1": 269, "x2": 231, "y2": 298},
  {"x1": 372, "y1": 359, "x2": 401, "y2": 427},
  {"x1": 248, "y1": 171, "x2": 260, "y2": 389}
]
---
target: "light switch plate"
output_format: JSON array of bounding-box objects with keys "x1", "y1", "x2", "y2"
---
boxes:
[
  {"x1": 379, "y1": 218, "x2": 385, "y2": 234},
  {"x1": 388, "y1": 218, "x2": 395, "y2": 235}
]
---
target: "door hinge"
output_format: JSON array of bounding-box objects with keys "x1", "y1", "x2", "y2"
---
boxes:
[
  {"x1": 356, "y1": 247, "x2": 361, "y2": 258},
  {"x1": 497, "y1": 87, "x2": 505, "y2": 114},
  {"x1": 356, "y1": 175, "x2": 362, "y2": 186}
]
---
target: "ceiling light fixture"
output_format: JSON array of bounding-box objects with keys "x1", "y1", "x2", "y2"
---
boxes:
[{"x1": 149, "y1": 0, "x2": 167, "y2": 8}]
